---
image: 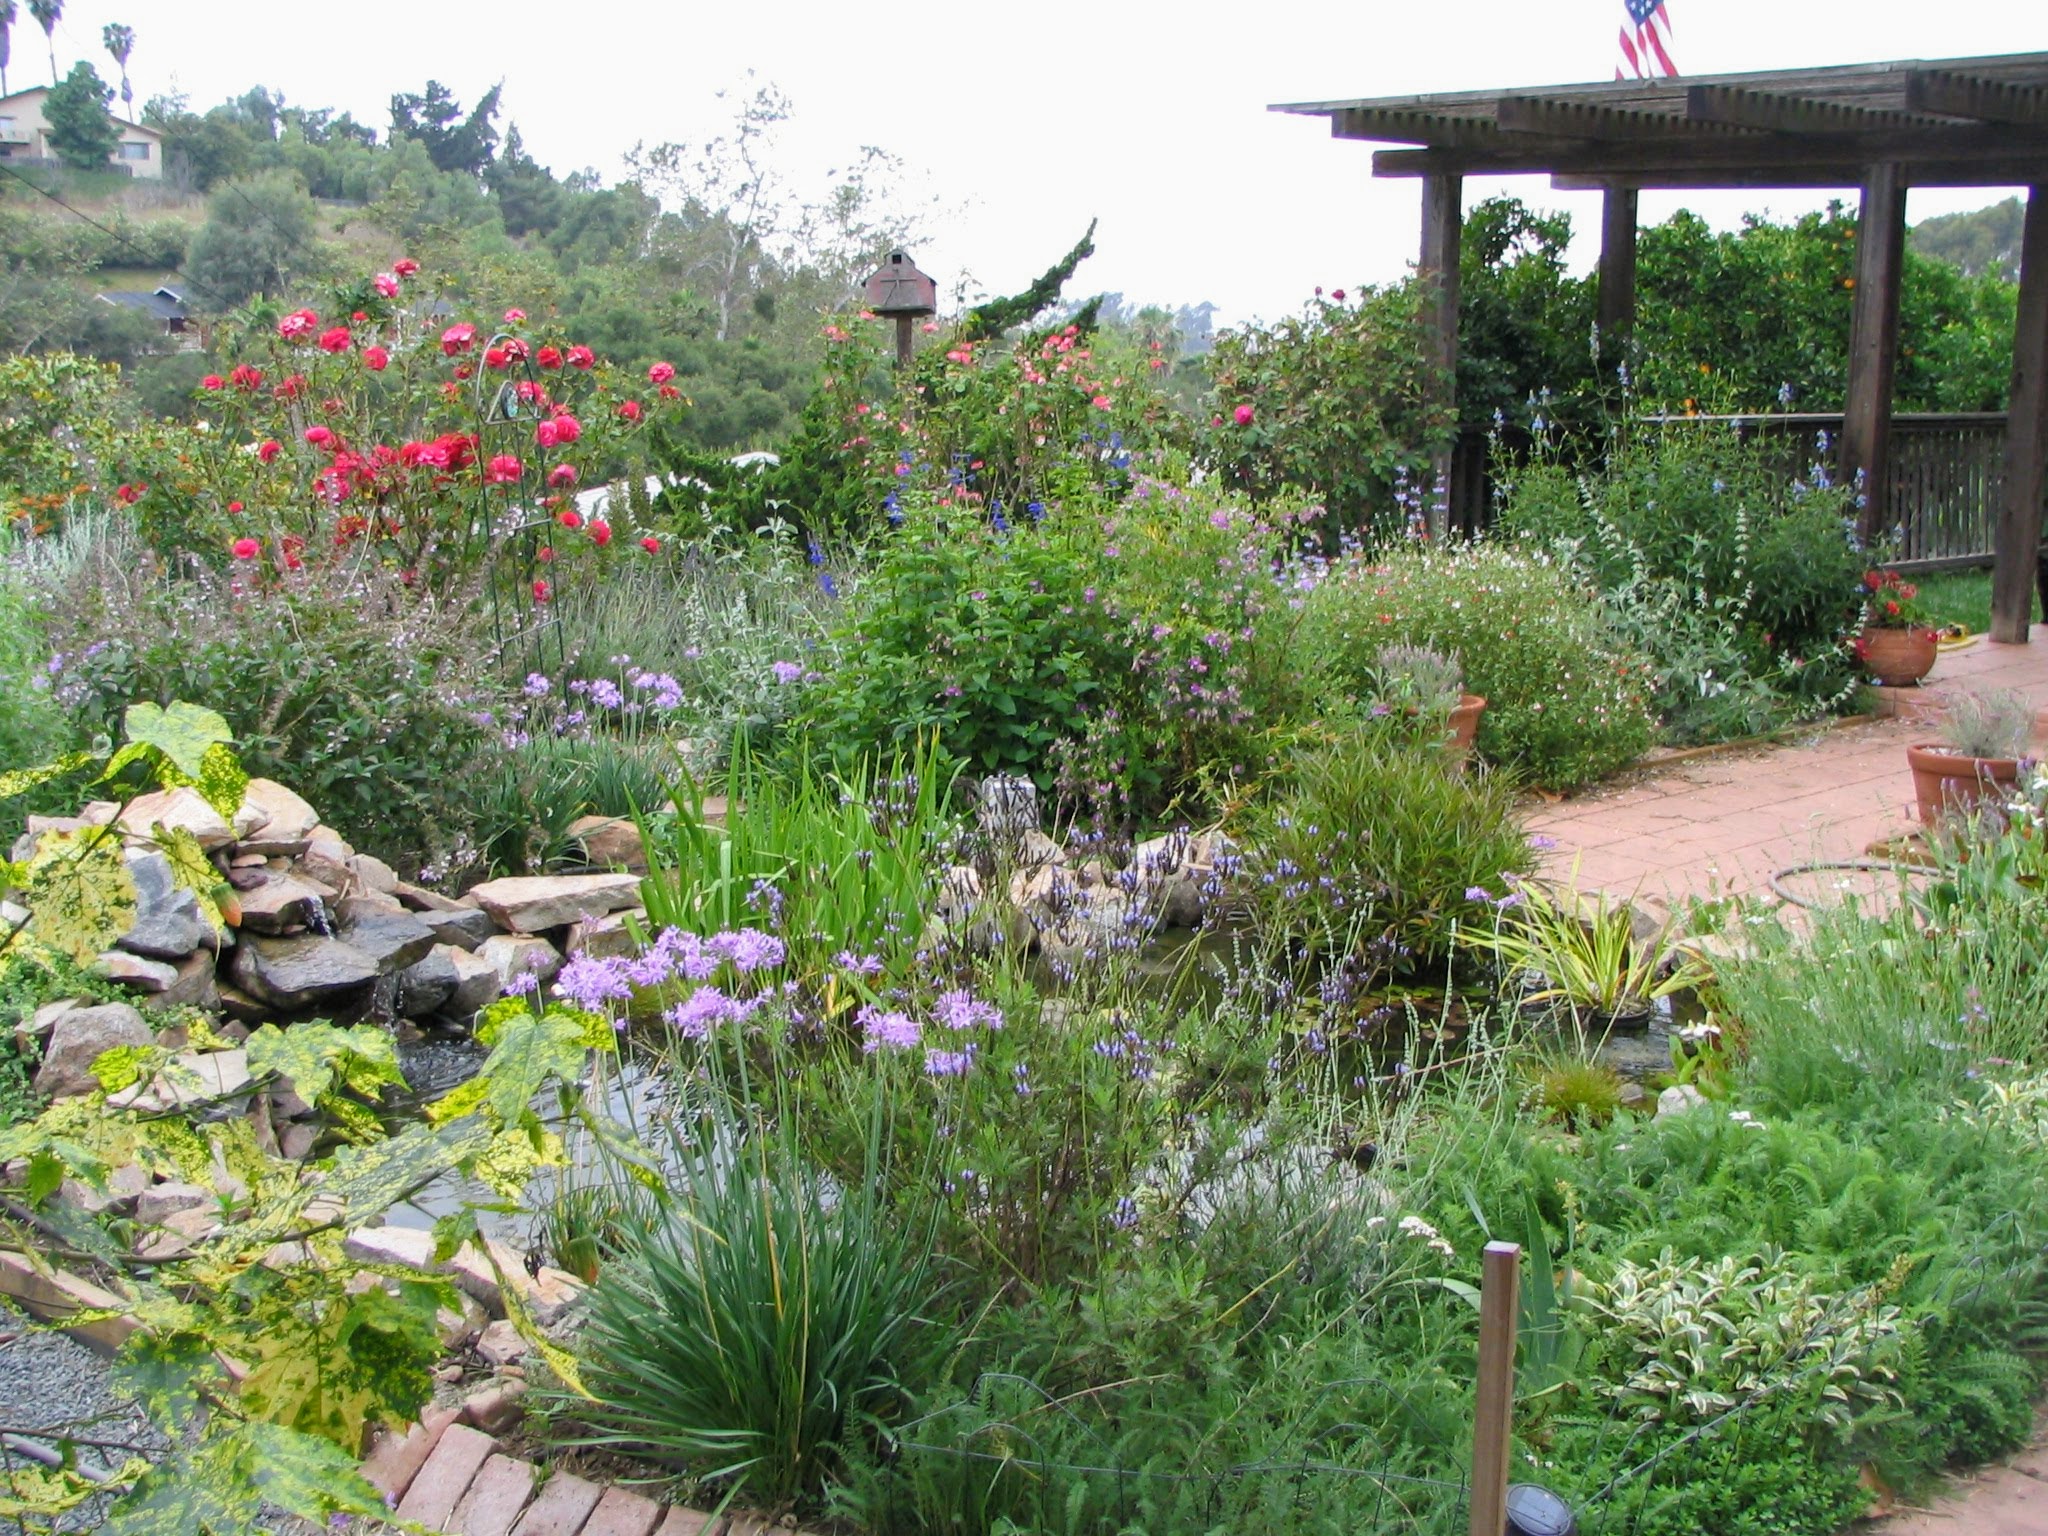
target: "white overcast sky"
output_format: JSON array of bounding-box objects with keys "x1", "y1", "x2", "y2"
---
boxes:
[{"x1": 19, "y1": 1, "x2": 2048, "y2": 322}]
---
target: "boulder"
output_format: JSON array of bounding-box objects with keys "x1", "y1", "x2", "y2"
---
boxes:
[
  {"x1": 349, "y1": 853, "x2": 401, "y2": 895},
  {"x1": 214, "y1": 982, "x2": 271, "y2": 1026},
  {"x1": 444, "y1": 946, "x2": 502, "y2": 1018},
  {"x1": 477, "y1": 933, "x2": 562, "y2": 993},
  {"x1": 145, "y1": 952, "x2": 220, "y2": 1013},
  {"x1": 118, "y1": 787, "x2": 240, "y2": 851},
  {"x1": 108, "y1": 1049, "x2": 253, "y2": 1112},
  {"x1": 31, "y1": 1004, "x2": 151, "y2": 1098},
  {"x1": 237, "y1": 779, "x2": 320, "y2": 843},
  {"x1": 396, "y1": 947, "x2": 459, "y2": 1017},
  {"x1": 474, "y1": 1319, "x2": 524, "y2": 1367},
  {"x1": 418, "y1": 908, "x2": 499, "y2": 951},
  {"x1": 17, "y1": 998, "x2": 79, "y2": 1052},
  {"x1": 467, "y1": 874, "x2": 644, "y2": 934},
  {"x1": 566, "y1": 815, "x2": 648, "y2": 874},
  {"x1": 565, "y1": 909, "x2": 642, "y2": 960},
  {"x1": 92, "y1": 951, "x2": 179, "y2": 994},
  {"x1": 115, "y1": 850, "x2": 212, "y2": 960},
  {"x1": 231, "y1": 934, "x2": 382, "y2": 1009},
  {"x1": 394, "y1": 881, "x2": 464, "y2": 914},
  {"x1": 235, "y1": 872, "x2": 336, "y2": 935},
  {"x1": 1656, "y1": 1084, "x2": 1708, "y2": 1118},
  {"x1": 335, "y1": 904, "x2": 437, "y2": 973}
]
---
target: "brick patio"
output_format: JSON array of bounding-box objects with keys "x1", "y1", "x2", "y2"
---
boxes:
[{"x1": 1528, "y1": 627, "x2": 2048, "y2": 905}]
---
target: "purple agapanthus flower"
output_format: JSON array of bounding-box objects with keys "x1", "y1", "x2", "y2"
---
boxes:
[
  {"x1": 771, "y1": 661, "x2": 804, "y2": 685},
  {"x1": 932, "y1": 989, "x2": 1003, "y2": 1032},
  {"x1": 860, "y1": 1006, "x2": 921, "y2": 1052},
  {"x1": 711, "y1": 928, "x2": 787, "y2": 973},
  {"x1": 555, "y1": 954, "x2": 632, "y2": 1009},
  {"x1": 924, "y1": 1047, "x2": 974, "y2": 1078},
  {"x1": 665, "y1": 986, "x2": 756, "y2": 1040}
]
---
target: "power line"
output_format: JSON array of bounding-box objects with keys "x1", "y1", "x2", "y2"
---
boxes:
[{"x1": 0, "y1": 155, "x2": 240, "y2": 311}]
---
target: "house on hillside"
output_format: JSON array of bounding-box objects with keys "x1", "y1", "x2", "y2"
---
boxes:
[
  {"x1": 96, "y1": 286, "x2": 197, "y2": 346},
  {"x1": 0, "y1": 87, "x2": 163, "y2": 178}
]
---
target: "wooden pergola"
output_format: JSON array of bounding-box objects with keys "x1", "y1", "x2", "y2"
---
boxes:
[{"x1": 1274, "y1": 50, "x2": 2048, "y2": 643}]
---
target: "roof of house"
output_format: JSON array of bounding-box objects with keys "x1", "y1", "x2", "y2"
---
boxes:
[
  {"x1": 97, "y1": 286, "x2": 188, "y2": 321},
  {"x1": 0, "y1": 85, "x2": 163, "y2": 139}
]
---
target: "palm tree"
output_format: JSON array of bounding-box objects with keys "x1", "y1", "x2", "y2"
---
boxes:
[
  {"x1": 0, "y1": 1, "x2": 16, "y2": 97},
  {"x1": 101, "y1": 22, "x2": 132, "y2": 113},
  {"x1": 26, "y1": 0, "x2": 58, "y2": 89}
]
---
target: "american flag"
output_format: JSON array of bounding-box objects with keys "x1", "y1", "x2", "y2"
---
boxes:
[{"x1": 1617, "y1": 0, "x2": 1678, "y2": 79}]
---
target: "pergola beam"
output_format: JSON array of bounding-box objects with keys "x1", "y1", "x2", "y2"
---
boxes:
[
  {"x1": 1685, "y1": 84, "x2": 1943, "y2": 135},
  {"x1": 1496, "y1": 95, "x2": 1751, "y2": 140},
  {"x1": 1992, "y1": 186, "x2": 2048, "y2": 643},
  {"x1": 1372, "y1": 124, "x2": 2048, "y2": 179},
  {"x1": 1905, "y1": 69, "x2": 2048, "y2": 126}
]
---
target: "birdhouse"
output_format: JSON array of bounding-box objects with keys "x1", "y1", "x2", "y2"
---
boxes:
[{"x1": 863, "y1": 250, "x2": 938, "y2": 317}]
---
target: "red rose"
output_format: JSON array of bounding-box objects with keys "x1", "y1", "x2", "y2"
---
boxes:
[
  {"x1": 537, "y1": 546, "x2": 555, "y2": 562},
  {"x1": 304, "y1": 426, "x2": 335, "y2": 449},
  {"x1": 548, "y1": 463, "x2": 579, "y2": 489},
  {"x1": 484, "y1": 454, "x2": 524, "y2": 485},
  {"x1": 1233, "y1": 404, "x2": 1255, "y2": 426},
  {"x1": 557, "y1": 509, "x2": 583, "y2": 529},
  {"x1": 441, "y1": 323, "x2": 477, "y2": 356},
  {"x1": 648, "y1": 361, "x2": 676, "y2": 384},
  {"x1": 363, "y1": 346, "x2": 390, "y2": 371},
  {"x1": 537, "y1": 346, "x2": 562, "y2": 369},
  {"x1": 114, "y1": 482, "x2": 143, "y2": 504},
  {"x1": 658, "y1": 384, "x2": 680, "y2": 400},
  {"x1": 227, "y1": 500, "x2": 243, "y2": 513},
  {"x1": 567, "y1": 345, "x2": 595, "y2": 369},
  {"x1": 232, "y1": 537, "x2": 260, "y2": 560},
  {"x1": 229, "y1": 364, "x2": 264, "y2": 391},
  {"x1": 551, "y1": 413, "x2": 582, "y2": 444},
  {"x1": 317, "y1": 325, "x2": 352, "y2": 354},
  {"x1": 201, "y1": 374, "x2": 224, "y2": 390},
  {"x1": 257, "y1": 439, "x2": 282, "y2": 463},
  {"x1": 393, "y1": 257, "x2": 420, "y2": 277},
  {"x1": 535, "y1": 419, "x2": 561, "y2": 449},
  {"x1": 532, "y1": 579, "x2": 551, "y2": 602},
  {"x1": 277, "y1": 308, "x2": 319, "y2": 341},
  {"x1": 640, "y1": 536, "x2": 660, "y2": 553},
  {"x1": 484, "y1": 347, "x2": 510, "y2": 371},
  {"x1": 588, "y1": 519, "x2": 612, "y2": 546},
  {"x1": 617, "y1": 400, "x2": 643, "y2": 422}
]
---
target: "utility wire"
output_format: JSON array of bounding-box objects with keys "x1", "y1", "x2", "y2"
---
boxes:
[{"x1": 0, "y1": 155, "x2": 240, "y2": 311}]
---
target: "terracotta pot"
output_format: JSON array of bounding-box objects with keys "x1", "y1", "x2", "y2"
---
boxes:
[
  {"x1": 1447, "y1": 694, "x2": 1487, "y2": 757},
  {"x1": 1906, "y1": 742, "x2": 2023, "y2": 827},
  {"x1": 1858, "y1": 626, "x2": 1938, "y2": 688}
]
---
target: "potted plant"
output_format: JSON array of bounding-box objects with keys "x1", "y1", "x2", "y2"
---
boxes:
[
  {"x1": 1852, "y1": 569, "x2": 1939, "y2": 687},
  {"x1": 1907, "y1": 686, "x2": 2034, "y2": 826},
  {"x1": 1372, "y1": 643, "x2": 1486, "y2": 758},
  {"x1": 1464, "y1": 873, "x2": 1709, "y2": 1033}
]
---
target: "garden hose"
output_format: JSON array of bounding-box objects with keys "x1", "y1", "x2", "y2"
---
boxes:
[{"x1": 1767, "y1": 858, "x2": 1933, "y2": 909}]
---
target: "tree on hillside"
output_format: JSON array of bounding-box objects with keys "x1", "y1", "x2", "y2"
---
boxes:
[
  {"x1": 102, "y1": 22, "x2": 134, "y2": 113},
  {"x1": 389, "y1": 80, "x2": 501, "y2": 178},
  {"x1": 184, "y1": 171, "x2": 318, "y2": 307},
  {"x1": 1911, "y1": 196, "x2": 2025, "y2": 283},
  {"x1": 486, "y1": 124, "x2": 568, "y2": 237},
  {"x1": 0, "y1": 1, "x2": 16, "y2": 97},
  {"x1": 26, "y1": 0, "x2": 58, "y2": 88},
  {"x1": 42, "y1": 62, "x2": 119, "y2": 172}
]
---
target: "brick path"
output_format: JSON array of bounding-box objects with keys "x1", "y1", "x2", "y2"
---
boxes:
[{"x1": 1528, "y1": 629, "x2": 2048, "y2": 906}]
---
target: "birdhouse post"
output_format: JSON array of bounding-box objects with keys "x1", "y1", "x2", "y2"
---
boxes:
[{"x1": 862, "y1": 249, "x2": 939, "y2": 370}]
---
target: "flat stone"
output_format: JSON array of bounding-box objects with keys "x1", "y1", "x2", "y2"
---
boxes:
[
  {"x1": 394, "y1": 1421, "x2": 498, "y2": 1528},
  {"x1": 652, "y1": 1509, "x2": 714, "y2": 1536},
  {"x1": 350, "y1": 852, "x2": 401, "y2": 894},
  {"x1": 566, "y1": 909, "x2": 642, "y2": 959},
  {"x1": 237, "y1": 778, "x2": 320, "y2": 844},
  {"x1": 234, "y1": 871, "x2": 336, "y2": 934},
  {"x1": 18, "y1": 998, "x2": 79, "y2": 1050},
  {"x1": 135, "y1": 1181, "x2": 213, "y2": 1225},
  {"x1": 159, "y1": 1205, "x2": 221, "y2": 1240},
  {"x1": 92, "y1": 950, "x2": 179, "y2": 993},
  {"x1": 116, "y1": 850, "x2": 212, "y2": 959},
  {"x1": 460, "y1": 1379, "x2": 527, "y2": 1435},
  {"x1": 510, "y1": 1470, "x2": 604, "y2": 1536},
  {"x1": 397, "y1": 946, "x2": 460, "y2": 1016},
  {"x1": 567, "y1": 814, "x2": 648, "y2": 873},
  {"x1": 396, "y1": 879, "x2": 465, "y2": 913},
  {"x1": 214, "y1": 981, "x2": 270, "y2": 1025},
  {"x1": 118, "y1": 786, "x2": 236, "y2": 851},
  {"x1": 337, "y1": 904, "x2": 437, "y2": 973},
  {"x1": 31, "y1": 1002, "x2": 151, "y2": 1098},
  {"x1": 1656, "y1": 1084, "x2": 1708, "y2": 1118},
  {"x1": 145, "y1": 952, "x2": 220, "y2": 1013},
  {"x1": 581, "y1": 1486, "x2": 665, "y2": 1536},
  {"x1": 342, "y1": 1224, "x2": 438, "y2": 1272},
  {"x1": 341, "y1": 1227, "x2": 538, "y2": 1318},
  {"x1": 474, "y1": 1318, "x2": 524, "y2": 1367},
  {"x1": 527, "y1": 1266, "x2": 586, "y2": 1328},
  {"x1": 421, "y1": 907, "x2": 501, "y2": 950},
  {"x1": 108, "y1": 1049, "x2": 253, "y2": 1112},
  {"x1": 445, "y1": 945, "x2": 501, "y2": 1018},
  {"x1": 467, "y1": 873, "x2": 644, "y2": 934},
  {"x1": 478, "y1": 934, "x2": 562, "y2": 993},
  {"x1": 362, "y1": 1405, "x2": 465, "y2": 1503},
  {"x1": 448, "y1": 1451, "x2": 536, "y2": 1536},
  {"x1": 230, "y1": 933, "x2": 381, "y2": 1009}
]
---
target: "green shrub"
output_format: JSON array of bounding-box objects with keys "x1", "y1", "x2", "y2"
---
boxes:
[
  {"x1": 471, "y1": 732, "x2": 670, "y2": 877},
  {"x1": 1300, "y1": 545, "x2": 1656, "y2": 789}
]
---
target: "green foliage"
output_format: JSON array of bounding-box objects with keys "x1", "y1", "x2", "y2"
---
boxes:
[
  {"x1": 41, "y1": 61, "x2": 120, "y2": 171},
  {"x1": 1237, "y1": 726, "x2": 1534, "y2": 968},
  {"x1": 959, "y1": 220, "x2": 1097, "y2": 343},
  {"x1": 569, "y1": 1098, "x2": 952, "y2": 1509},
  {"x1": 183, "y1": 171, "x2": 320, "y2": 307},
  {"x1": 1912, "y1": 195, "x2": 2026, "y2": 283},
  {"x1": 1300, "y1": 544, "x2": 1657, "y2": 789}
]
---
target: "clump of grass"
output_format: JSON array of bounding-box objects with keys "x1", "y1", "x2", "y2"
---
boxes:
[{"x1": 1523, "y1": 1054, "x2": 1625, "y2": 1131}]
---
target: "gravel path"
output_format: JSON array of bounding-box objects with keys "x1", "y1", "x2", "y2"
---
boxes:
[{"x1": 0, "y1": 1299, "x2": 165, "y2": 1531}]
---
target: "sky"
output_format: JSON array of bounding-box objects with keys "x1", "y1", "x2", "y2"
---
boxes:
[{"x1": 11, "y1": 0, "x2": 2048, "y2": 323}]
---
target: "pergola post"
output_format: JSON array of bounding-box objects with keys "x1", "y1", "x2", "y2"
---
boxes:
[
  {"x1": 1991, "y1": 184, "x2": 2048, "y2": 643},
  {"x1": 1842, "y1": 162, "x2": 1906, "y2": 546},
  {"x1": 1420, "y1": 172, "x2": 1462, "y2": 537},
  {"x1": 1596, "y1": 184, "x2": 1638, "y2": 371}
]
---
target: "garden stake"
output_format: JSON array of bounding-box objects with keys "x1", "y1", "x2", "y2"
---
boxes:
[{"x1": 1469, "y1": 1241, "x2": 1521, "y2": 1536}]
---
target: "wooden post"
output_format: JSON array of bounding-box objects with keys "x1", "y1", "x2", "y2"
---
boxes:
[
  {"x1": 893, "y1": 313, "x2": 915, "y2": 371},
  {"x1": 1597, "y1": 185, "x2": 1638, "y2": 368},
  {"x1": 1993, "y1": 185, "x2": 2048, "y2": 644},
  {"x1": 1421, "y1": 172, "x2": 1463, "y2": 538},
  {"x1": 1468, "y1": 1240, "x2": 1520, "y2": 1536},
  {"x1": 1843, "y1": 163, "x2": 1907, "y2": 546}
]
